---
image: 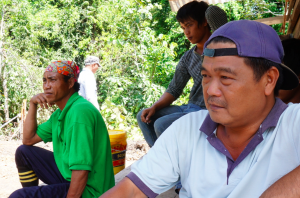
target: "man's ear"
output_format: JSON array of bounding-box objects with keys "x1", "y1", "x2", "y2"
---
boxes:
[
  {"x1": 68, "y1": 78, "x2": 75, "y2": 90},
  {"x1": 197, "y1": 20, "x2": 208, "y2": 28},
  {"x1": 264, "y1": 66, "x2": 280, "y2": 96}
]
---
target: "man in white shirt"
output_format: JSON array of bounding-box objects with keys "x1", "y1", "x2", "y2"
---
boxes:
[
  {"x1": 100, "y1": 20, "x2": 300, "y2": 198},
  {"x1": 78, "y1": 56, "x2": 100, "y2": 110}
]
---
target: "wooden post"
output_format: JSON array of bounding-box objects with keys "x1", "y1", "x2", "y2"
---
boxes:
[
  {"x1": 0, "y1": 7, "x2": 5, "y2": 77},
  {"x1": 287, "y1": 0, "x2": 296, "y2": 21},
  {"x1": 281, "y1": 0, "x2": 289, "y2": 33},
  {"x1": 3, "y1": 64, "x2": 9, "y2": 122},
  {"x1": 288, "y1": 0, "x2": 300, "y2": 34}
]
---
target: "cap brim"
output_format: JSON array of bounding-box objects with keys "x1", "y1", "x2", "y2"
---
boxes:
[{"x1": 280, "y1": 63, "x2": 299, "y2": 90}]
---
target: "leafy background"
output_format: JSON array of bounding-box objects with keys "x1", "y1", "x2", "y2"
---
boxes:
[{"x1": 0, "y1": 0, "x2": 286, "y2": 139}]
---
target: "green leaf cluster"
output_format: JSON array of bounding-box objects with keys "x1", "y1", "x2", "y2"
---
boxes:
[{"x1": 0, "y1": 0, "x2": 286, "y2": 137}]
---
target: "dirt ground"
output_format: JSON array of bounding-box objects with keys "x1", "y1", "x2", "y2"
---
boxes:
[{"x1": 0, "y1": 136, "x2": 149, "y2": 198}]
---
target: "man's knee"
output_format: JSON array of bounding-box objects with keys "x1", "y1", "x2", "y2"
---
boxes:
[
  {"x1": 154, "y1": 118, "x2": 169, "y2": 137},
  {"x1": 154, "y1": 113, "x2": 185, "y2": 136},
  {"x1": 15, "y1": 145, "x2": 39, "y2": 170},
  {"x1": 16, "y1": 145, "x2": 31, "y2": 156},
  {"x1": 136, "y1": 109, "x2": 144, "y2": 124},
  {"x1": 15, "y1": 145, "x2": 31, "y2": 165}
]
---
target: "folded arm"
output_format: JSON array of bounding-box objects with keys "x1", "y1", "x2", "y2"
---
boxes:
[
  {"x1": 67, "y1": 170, "x2": 89, "y2": 198},
  {"x1": 23, "y1": 93, "x2": 52, "y2": 145},
  {"x1": 100, "y1": 177, "x2": 147, "y2": 198},
  {"x1": 260, "y1": 165, "x2": 300, "y2": 198}
]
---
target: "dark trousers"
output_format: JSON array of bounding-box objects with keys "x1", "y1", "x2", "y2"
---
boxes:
[{"x1": 9, "y1": 145, "x2": 70, "y2": 198}]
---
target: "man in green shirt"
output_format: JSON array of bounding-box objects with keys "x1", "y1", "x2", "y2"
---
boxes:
[{"x1": 9, "y1": 60, "x2": 114, "y2": 198}]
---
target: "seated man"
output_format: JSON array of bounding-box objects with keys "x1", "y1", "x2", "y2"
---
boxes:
[
  {"x1": 9, "y1": 61, "x2": 114, "y2": 198},
  {"x1": 137, "y1": 2, "x2": 227, "y2": 147},
  {"x1": 100, "y1": 20, "x2": 300, "y2": 198},
  {"x1": 278, "y1": 38, "x2": 300, "y2": 104}
]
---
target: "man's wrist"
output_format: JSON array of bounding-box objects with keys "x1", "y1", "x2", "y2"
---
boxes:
[
  {"x1": 151, "y1": 104, "x2": 158, "y2": 111},
  {"x1": 29, "y1": 100, "x2": 38, "y2": 107}
]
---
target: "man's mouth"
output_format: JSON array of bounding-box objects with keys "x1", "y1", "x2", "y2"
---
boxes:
[
  {"x1": 208, "y1": 103, "x2": 224, "y2": 111},
  {"x1": 188, "y1": 37, "x2": 193, "y2": 40}
]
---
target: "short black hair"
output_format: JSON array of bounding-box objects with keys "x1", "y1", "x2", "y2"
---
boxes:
[
  {"x1": 176, "y1": 1, "x2": 209, "y2": 27},
  {"x1": 206, "y1": 36, "x2": 283, "y2": 96},
  {"x1": 63, "y1": 75, "x2": 80, "y2": 92},
  {"x1": 282, "y1": 38, "x2": 300, "y2": 76}
]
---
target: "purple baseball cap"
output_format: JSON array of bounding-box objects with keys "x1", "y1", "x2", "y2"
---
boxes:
[{"x1": 203, "y1": 20, "x2": 299, "y2": 90}]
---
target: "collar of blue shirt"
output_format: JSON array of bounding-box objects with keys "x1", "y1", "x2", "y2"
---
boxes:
[{"x1": 199, "y1": 98, "x2": 288, "y2": 181}]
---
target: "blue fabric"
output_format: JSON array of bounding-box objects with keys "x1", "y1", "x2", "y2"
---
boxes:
[
  {"x1": 9, "y1": 183, "x2": 70, "y2": 198},
  {"x1": 130, "y1": 101, "x2": 300, "y2": 198},
  {"x1": 137, "y1": 104, "x2": 201, "y2": 147},
  {"x1": 9, "y1": 145, "x2": 70, "y2": 198}
]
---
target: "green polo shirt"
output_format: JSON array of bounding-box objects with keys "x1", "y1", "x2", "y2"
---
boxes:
[{"x1": 36, "y1": 92, "x2": 115, "y2": 198}]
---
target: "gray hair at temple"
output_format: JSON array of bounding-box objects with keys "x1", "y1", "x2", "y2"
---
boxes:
[
  {"x1": 84, "y1": 56, "x2": 100, "y2": 67},
  {"x1": 205, "y1": 6, "x2": 228, "y2": 32}
]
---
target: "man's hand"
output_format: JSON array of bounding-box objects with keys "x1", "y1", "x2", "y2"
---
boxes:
[
  {"x1": 23, "y1": 93, "x2": 50, "y2": 145},
  {"x1": 30, "y1": 93, "x2": 54, "y2": 109},
  {"x1": 66, "y1": 170, "x2": 89, "y2": 198},
  {"x1": 141, "y1": 107, "x2": 156, "y2": 124},
  {"x1": 140, "y1": 92, "x2": 176, "y2": 124}
]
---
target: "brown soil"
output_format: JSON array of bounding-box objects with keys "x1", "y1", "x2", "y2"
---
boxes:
[{"x1": 0, "y1": 137, "x2": 149, "y2": 198}]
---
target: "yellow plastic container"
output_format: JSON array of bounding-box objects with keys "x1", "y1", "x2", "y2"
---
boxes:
[{"x1": 108, "y1": 130, "x2": 127, "y2": 175}]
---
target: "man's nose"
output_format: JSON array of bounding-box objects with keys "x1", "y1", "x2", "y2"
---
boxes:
[
  {"x1": 184, "y1": 28, "x2": 190, "y2": 36},
  {"x1": 43, "y1": 81, "x2": 50, "y2": 89},
  {"x1": 206, "y1": 79, "x2": 222, "y2": 97}
]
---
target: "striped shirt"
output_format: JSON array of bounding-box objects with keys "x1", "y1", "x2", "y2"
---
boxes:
[
  {"x1": 166, "y1": 46, "x2": 206, "y2": 109},
  {"x1": 166, "y1": 5, "x2": 227, "y2": 109}
]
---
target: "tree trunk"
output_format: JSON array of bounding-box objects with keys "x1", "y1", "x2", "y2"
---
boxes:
[
  {"x1": 0, "y1": 7, "x2": 5, "y2": 76},
  {"x1": 3, "y1": 63, "x2": 9, "y2": 121}
]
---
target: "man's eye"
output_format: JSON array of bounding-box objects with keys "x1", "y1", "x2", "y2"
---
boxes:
[
  {"x1": 201, "y1": 74, "x2": 207, "y2": 78},
  {"x1": 221, "y1": 76, "x2": 230, "y2": 79}
]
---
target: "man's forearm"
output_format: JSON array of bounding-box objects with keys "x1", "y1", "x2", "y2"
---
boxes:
[
  {"x1": 100, "y1": 177, "x2": 147, "y2": 198},
  {"x1": 67, "y1": 170, "x2": 89, "y2": 198},
  {"x1": 260, "y1": 165, "x2": 300, "y2": 198},
  {"x1": 23, "y1": 102, "x2": 38, "y2": 145},
  {"x1": 152, "y1": 92, "x2": 176, "y2": 112}
]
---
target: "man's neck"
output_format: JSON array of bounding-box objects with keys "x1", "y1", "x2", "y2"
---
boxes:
[
  {"x1": 56, "y1": 90, "x2": 76, "y2": 110},
  {"x1": 216, "y1": 97, "x2": 276, "y2": 160},
  {"x1": 85, "y1": 66, "x2": 94, "y2": 73},
  {"x1": 195, "y1": 31, "x2": 212, "y2": 55}
]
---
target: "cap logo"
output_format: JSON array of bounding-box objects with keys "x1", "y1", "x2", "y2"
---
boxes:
[
  {"x1": 204, "y1": 48, "x2": 238, "y2": 57},
  {"x1": 204, "y1": 48, "x2": 215, "y2": 57}
]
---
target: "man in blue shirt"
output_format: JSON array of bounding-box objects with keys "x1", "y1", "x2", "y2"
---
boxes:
[{"x1": 100, "y1": 21, "x2": 300, "y2": 198}]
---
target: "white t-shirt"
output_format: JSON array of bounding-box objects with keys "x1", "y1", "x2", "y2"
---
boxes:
[
  {"x1": 128, "y1": 99, "x2": 300, "y2": 198},
  {"x1": 78, "y1": 68, "x2": 99, "y2": 110}
]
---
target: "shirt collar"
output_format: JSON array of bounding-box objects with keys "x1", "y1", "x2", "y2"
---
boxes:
[
  {"x1": 58, "y1": 92, "x2": 81, "y2": 121},
  {"x1": 200, "y1": 98, "x2": 288, "y2": 136}
]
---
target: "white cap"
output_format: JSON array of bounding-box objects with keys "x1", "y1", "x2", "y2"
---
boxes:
[{"x1": 84, "y1": 56, "x2": 100, "y2": 67}]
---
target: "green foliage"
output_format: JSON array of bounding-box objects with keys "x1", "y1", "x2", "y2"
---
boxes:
[{"x1": 0, "y1": 0, "x2": 287, "y2": 138}]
